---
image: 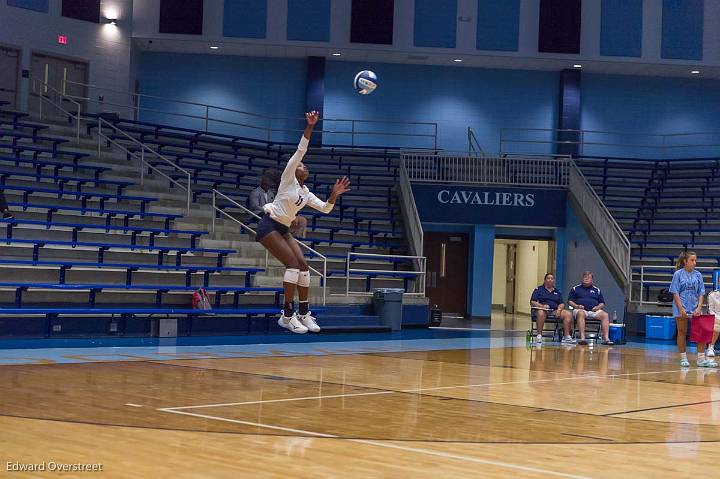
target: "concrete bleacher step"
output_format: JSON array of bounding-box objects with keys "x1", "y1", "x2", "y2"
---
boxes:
[
  {"x1": 6, "y1": 210, "x2": 172, "y2": 230},
  {"x1": 0, "y1": 245, "x2": 221, "y2": 268},
  {"x1": 0, "y1": 265, "x2": 255, "y2": 288},
  {"x1": 5, "y1": 224, "x2": 198, "y2": 246},
  {"x1": 0, "y1": 289, "x2": 282, "y2": 307},
  {"x1": 0, "y1": 114, "x2": 421, "y2": 324}
]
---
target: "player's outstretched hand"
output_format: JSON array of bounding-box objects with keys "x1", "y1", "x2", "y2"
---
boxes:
[
  {"x1": 332, "y1": 177, "x2": 351, "y2": 196},
  {"x1": 306, "y1": 111, "x2": 320, "y2": 126}
]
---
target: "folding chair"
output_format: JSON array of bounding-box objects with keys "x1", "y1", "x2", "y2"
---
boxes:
[{"x1": 531, "y1": 308, "x2": 564, "y2": 342}]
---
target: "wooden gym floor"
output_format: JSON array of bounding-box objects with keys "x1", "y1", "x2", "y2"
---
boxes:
[{"x1": 0, "y1": 337, "x2": 718, "y2": 478}]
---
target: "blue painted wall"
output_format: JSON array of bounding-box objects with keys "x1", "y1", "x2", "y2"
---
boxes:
[
  {"x1": 6, "y1": 0, "x2": 47, "y2": 12},
  {"x1": 287, "y1": 0, "x2": 330, "y2": 42},
  {"x1": 471, "y1": 224, "x2": 495, "y2": 317},
  {"x1": 137, "y1": 53, "x2": 306, "y2": 143},
  {"x1": 135, "y1": 55, "x2": 558, "y2": 151},
  {"x1": 563, "y1": 203, "x2": 625, "y2": 323},
  {"x1": 323, "y1": 60, "x2": 559, "y2": 151},
  {"x1": 581, "y1": 73, "x2": 720, "y2": 158},
  {"x1": 223, "y1": 0, "x2": 267, "y2": 39},
  {"x1": 135, "y1": 55, "x2": 720, "y2": 157},
  {"x1": 600, "y1": 0, "x2": 642, "y2": 57},
  {"x1": 476, "y1": 0, "x2": 520, "y2": 52},
  {"x1": 661, "y1": 0, "x2": 704, "y2": 60},
  {"x1": 414, "y1": 0, "x2": 457, "y2": 48}
]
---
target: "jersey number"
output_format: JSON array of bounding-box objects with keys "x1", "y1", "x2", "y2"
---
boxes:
[{"x1": 295, "y1": 195, "x2": 304, "y2": 207}]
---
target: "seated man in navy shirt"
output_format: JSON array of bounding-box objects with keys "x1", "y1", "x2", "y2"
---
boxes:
[
  {"x1": 530, "y1": 273, "x2": 573, "y2": 345},
  {"x1": 568, "y1": 271, "x2": 613, "y2": 345}
]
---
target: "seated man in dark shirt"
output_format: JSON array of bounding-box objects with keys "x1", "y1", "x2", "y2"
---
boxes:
[
  {"x1": 568, "y1": 271, "x2": 613, "y2": 345},
  {"x1": 530, "y1": 273, "x2": 573, "y2": 345}
]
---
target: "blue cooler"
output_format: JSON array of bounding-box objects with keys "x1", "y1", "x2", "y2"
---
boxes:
[
  {"x1": 609, "y1": 323, "x2": 625, "y2": 344},
  {"x1": 645, "y1": 315, "x2": 676, "y2": 339}
]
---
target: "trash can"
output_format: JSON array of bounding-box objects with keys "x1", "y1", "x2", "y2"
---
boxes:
[{"x1": 373, "y1": 288, "x2": 404, "y2": 331}]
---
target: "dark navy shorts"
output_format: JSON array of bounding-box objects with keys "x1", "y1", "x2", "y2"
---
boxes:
[{"x1": 256, "y1": 215, "x2": 289, "y2": 241}]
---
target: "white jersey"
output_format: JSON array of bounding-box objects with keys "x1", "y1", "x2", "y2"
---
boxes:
[
  {"x1": 263, "y1": 135, "x2": 334, "y2": 226},
  {"x1": 708, "y1": 290, "x2": 720, "y2": 320}
]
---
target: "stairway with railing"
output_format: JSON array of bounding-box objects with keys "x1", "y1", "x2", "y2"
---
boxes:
[
  {"x1": 0, "y1": 79, "x2": 431, "y2": 338},
  {"x1": 401, "y1": 150, "x2": 632, "y2": 296}
]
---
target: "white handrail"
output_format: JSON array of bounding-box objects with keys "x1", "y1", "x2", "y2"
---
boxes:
[
  {"x1": 63, "y1": 79, "x2": 438, "y2": 148},
  {"x1": 399, "y1": 160, "x2": 423, "y2": 255},
  {"x1": 499, "y1": 126, "x2": 720, "y2": 158},
  {"x1": 467, "y1": 127, "x2": 485, "y2": 157},
  {"x1": 211, "y1": 189, "x2": 327, "y2": 305},
  {"x1": 402, "y1": 151, "x2": 570, "y2": 187},
  {"x1": 345, "y1": 252, "x2": 426, "y2": 296},
  {"x1": 630, "y1": 265, "x2": 715, "y2": 306},
  {"x1": 398, "y1": 159, "x2": 424, "y2": 289},
  {"x1": 29, "y1": 78, "x2": 81, "y2": 144},
  {"x1": 96, "y1": 118, "x2": 192, "y2": 213},
  {"x1": 568, "y1": 162, "x2": 631, "y2": 287}
]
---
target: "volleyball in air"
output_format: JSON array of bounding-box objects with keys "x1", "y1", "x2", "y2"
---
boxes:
[{"x1": 353, "y1": 70, "x2": 378, "y2": 95}]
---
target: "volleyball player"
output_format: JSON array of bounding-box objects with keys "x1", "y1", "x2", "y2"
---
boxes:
[{"x1": 256, "y1": 111, "x2": 351, "y2": 333}]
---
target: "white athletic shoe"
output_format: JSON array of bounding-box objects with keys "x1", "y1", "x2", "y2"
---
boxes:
[
  {"x1": 707, "y1": 347, "x2": 715, "y2": 358},
  {"x1": 298, "y1": 312, "x2": 321, "y2": 333},
  {"x1": 561, "y1": 336, "x2": 576, "y2": 345},
  {"x1": 532, "y1": 334, "x2": 543, "y2": 345},
  {"x1": 680, "y1": 357, "x2": 690, "y2": 368},
  {"x1": 698, "y1": 358, "x2": 718, "y2": 368},
  {"x1": 278, "y1": 313, "x2": 308, "y2": 334}
]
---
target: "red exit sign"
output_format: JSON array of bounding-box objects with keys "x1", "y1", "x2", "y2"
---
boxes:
[{"x1": 57, "y1": 35, "x2": 67, "y2": 45}]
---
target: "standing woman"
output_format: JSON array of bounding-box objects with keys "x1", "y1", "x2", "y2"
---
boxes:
[
  {"x1": 256, "y1": 111, "x2": 351, "y2": 333},
  {"x1": 670, "y1": 251, "x2": 714, "y2": 367}
]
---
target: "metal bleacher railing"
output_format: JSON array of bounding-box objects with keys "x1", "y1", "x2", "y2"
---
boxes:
[
  {"x1": 96, "y1": 117, "x2": 193, "y2": 213},
  {"x1": 30, "y1": 76, "x2": 195, "y2": 214},
  {"x1": 631, "y1": 265, "x2": 715, "y2": 307},
  {"x1": 30, "y1": 78, "x2": 81, "y2": 144},
  {"x1": 467, "y1": 126, "x2": 485, "y2": 157},
  {"x1": 345, "y1": 252, "x2": 426, "y2": 296},
  {"x1": 401, "y1": 150, "x2": 632, "y2": 291},
  {"x1": 499, "y1": 127, "x2": 720, "y2": 159},
  {"x1": 63, "y1": 79, "x2": 439, "y2": 149},
  {"x1": 568, "y1": 160, "x2": 631, "y2": 289},
  {"x1": 402, "y1": 150, "x2": 570, "y2": 187}
]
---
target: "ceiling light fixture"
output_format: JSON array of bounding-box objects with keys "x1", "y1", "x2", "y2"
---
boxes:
[
  {"x1": 573, "y1": 64, "x2": 582, "y2": 68},
  {"x1": 210, "y1": 46, "x2": 220, "y2": 50},
  {"x1": 453, "y1": 58, "x2": 463, "y2": 63},
  {"x1": 331, "y1": 52, "x2": 342, "y2": 56},
  {"x1": 691, "y1": 70, "x2": 700, "y2": 74}
]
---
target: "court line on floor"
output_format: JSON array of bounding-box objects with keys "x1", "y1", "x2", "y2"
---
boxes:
[
  {"x1": 603, "y1": 398, "x2": 720, "y2": 417},
  {"x1": 158, "y1": 407, "x2": 591, "y2": 479},
  {"x1": 150, "y1": 361, "x2": 720, "y2": 427},
  {"x1": 161, "y1": 366, "x2": 697, "y2": 411}
]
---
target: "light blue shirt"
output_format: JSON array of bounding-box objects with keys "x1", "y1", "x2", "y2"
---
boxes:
[{"x1": 669, "y1": 268, "x2": 705, "y2": 317}]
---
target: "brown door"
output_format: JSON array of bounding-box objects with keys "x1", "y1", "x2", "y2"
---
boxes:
[
  {"x1": 505, "y1": 244, "x2": 517, "y2": 314},
  {"x1": 29, "y1": 54, "x2": 88, "y2": 116},
  {"x1": 0, "y1": 47, "x2": 20, "y2": 109},
  {"x1": 424, "y1": 232, "x2": 468, "y2": 314}
]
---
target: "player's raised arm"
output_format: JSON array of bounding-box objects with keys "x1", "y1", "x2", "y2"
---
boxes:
[{"x1": 280, "y1": 111, "x2": 319, "y2": 186}]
